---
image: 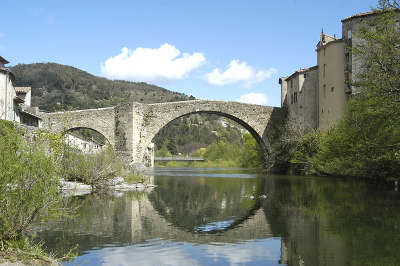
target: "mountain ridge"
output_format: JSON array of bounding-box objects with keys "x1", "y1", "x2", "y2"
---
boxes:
[{"x1": 11, "y1": 62, "x2": 192, "y2": 112}]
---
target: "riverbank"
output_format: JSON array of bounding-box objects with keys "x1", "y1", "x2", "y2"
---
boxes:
[{"x1": 59, "y1": 176, "x2": 156, "y2": 196}]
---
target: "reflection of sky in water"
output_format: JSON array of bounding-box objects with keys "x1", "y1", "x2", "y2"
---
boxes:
[
  {"x1": 64, "y1": 238, "x2": 282, "y2": 266},
  {"x1": 195, "y1": 219, "x2": 235, "y2": 232}
]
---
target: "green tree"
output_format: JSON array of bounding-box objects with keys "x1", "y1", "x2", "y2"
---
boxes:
[{"x1": 310, "y1": 1, "x2": 400, "y2": 179}]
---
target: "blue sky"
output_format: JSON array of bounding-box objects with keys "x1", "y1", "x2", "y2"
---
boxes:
[{"x1": 1, "y1": 0, "x2": 377, "y2": 107}]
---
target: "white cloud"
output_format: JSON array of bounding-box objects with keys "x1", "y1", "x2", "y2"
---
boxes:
[
  {"x1": 101, "y1": 43, "x2": 206, "y2": 83},
  {"x1": 238, "y1": 93, "x2": 268, "y2": 105},
  {"x1": 205, "y1": 60, "x2": 276, "y2": 86}
]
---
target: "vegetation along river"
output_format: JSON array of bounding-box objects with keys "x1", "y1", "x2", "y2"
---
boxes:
[{"x1": 33, "y1": 168, "x2": 400, "y2": 265}]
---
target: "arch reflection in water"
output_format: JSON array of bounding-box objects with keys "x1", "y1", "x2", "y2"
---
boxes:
[{"x1": 148, "y1": 168, "x2": 268, "y2": 235}]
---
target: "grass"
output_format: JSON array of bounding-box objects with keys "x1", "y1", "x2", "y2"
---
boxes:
[
  {"x1": 0, "y1": 238, "x2": 70, "y2": 265},
  {"x1": 123, "y1": 172, "x2": 147, "y2": 184}
]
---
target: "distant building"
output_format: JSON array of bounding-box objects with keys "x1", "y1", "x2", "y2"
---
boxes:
[
  {"x1": 64, "y1": 133, "x2": 105, "y2": 153},
  {"x1": 280, "y1": 10, "x2": 400, "y2": 131},
  {"x1": 0, "y1": 56, "x2": 42, "y2": 127}
]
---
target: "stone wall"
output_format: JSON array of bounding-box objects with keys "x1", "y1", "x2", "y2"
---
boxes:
[
  {"x1": 0, "y1": 70, "x2": 18, "y2": 122},
  {"x1": 42, "y1": 107, "x2": 116, "y2": 147},
  {"x1": 342, "y1": 11, "x2": 400, "y2": 94},
  {"x1": 283, "y1": 68, "x2": 318, "y2": 133}
]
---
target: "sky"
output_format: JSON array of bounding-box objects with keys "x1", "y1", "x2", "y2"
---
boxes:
[{"x1": 1, "y1": 0, "x2": 378, "y2": 107}]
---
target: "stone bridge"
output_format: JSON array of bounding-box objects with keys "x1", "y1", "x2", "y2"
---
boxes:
[{"x1": 42, "y1": 100, "x2": 283, "y2": 167}]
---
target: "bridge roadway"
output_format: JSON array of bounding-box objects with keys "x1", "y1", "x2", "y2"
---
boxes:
[{"x1": 155, "y1": 156, "x2": 205, "y2": 162}]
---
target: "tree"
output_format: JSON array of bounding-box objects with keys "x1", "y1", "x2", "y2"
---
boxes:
[{"x1": 311, "y1": 1, "x2": 400, "y2": 179}]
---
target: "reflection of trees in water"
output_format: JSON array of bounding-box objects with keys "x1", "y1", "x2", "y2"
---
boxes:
[
  {"x1": 263, "y1": 175, "x2": 400, "y2": 266},
  {"x1": 148, "y1": 175, "x2": 265, "y2": 232}
]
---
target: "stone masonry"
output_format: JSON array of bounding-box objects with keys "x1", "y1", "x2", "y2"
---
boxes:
[
  {"x1": 42, "y1": 100, "x2": 282, "y2": 167},
  {"x1": 42, "y1": 107, "x2": 116, "y2": 146}
]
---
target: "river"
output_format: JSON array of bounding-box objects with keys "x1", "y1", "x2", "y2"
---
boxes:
[{"x1": 33, "y1": 168, "x2": 400, "y2": 265}]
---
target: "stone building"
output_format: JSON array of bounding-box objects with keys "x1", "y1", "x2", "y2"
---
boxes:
[
  {"x1": 0, "y1": 56, "x2": 19, "y2": 122},
  {"x1": 316, "y1": 32, "x2": 348, "y2": 131},
  {"x1": 0, "y1": 56, "x2": 42, "y2": 127},
  {"x1": 279, "y1": 66, "x2": 318, "y2": 131},
  {"x1": 280, "y1": 10, "x2": 400, "y2": 131}
]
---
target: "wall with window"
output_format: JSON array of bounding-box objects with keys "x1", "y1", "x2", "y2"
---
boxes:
[
  {"x1": 317, "y1": 40, "x2": 347, "y2": 131},
  {"x1": 0, "y1": 70, "x2": 18, "y2": 121},
  {"x1": 281, "y1": 67, "x2": 318, "y2": 132},
  {"x1": 342, "y1": 12, "x2": 400, "y2": 94}
]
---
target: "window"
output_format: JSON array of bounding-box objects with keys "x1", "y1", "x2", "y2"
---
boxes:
[
  {"x1": 345, "y1": 53, "x2": 350, "y2": 63},
  {"x1": 331, "y1": 86, "x2": 334, "y2": 92},
  {"x1": 294, "y1": 92, "x2": 298, "y2": 103},
  {"x1": 291, "y1": 94, "x2": 293, "y2": 104},
  {"x1": 345, "y1": 71, "x2": 350, "y2": 83},
  {"x1": 290, "y1": 79, "x2": 293, "y2": 88},
  {"x1": 304, "y1": 73, "x2": 307, "y2": 78},
  {"x1": 347, "y1": 29, "x2": 352, "y2": 39},
  {"x1": 323, "y1": 64, "x2": 326, "y2": 78},
  {"x1": 323, "y1": 84, "x2": 326, "y2": 98}
]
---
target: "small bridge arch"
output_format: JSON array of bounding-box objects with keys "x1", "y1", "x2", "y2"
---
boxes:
[{"x1": 41, "y1": 107, "x2": 116, "y2": 147}]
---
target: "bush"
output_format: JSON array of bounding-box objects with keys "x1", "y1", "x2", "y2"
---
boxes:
[
  {"x1": 61, "y1": 146, "x2": 124, "y2": 191},
  {"x1": 0, "y1": 120, "x2": 62, "y2": 243}
]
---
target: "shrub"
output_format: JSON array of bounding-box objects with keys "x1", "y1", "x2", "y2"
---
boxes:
[
  {"x1": 0, "y1": 120, "x2": 62, "y2": 243},
  {"x1": 61, "y1": 146, "x2": 124, "y2": 191}
]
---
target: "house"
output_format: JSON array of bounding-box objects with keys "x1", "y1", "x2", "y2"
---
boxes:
[
  {"x1": 64, "y1": 133, "x2": 105, "y2": 153},
  {"x1": 0, "y1": 56, "x2": 42, "y2": 127},
  {"x1": 280, "y1": 10, "x2": 400, "y2": 131}
]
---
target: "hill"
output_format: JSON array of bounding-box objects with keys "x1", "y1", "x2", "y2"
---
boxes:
[{"x1": 11, "y1": 63, "x2": 192, "y2": 112}]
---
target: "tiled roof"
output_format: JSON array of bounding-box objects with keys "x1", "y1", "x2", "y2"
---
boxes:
[
  {"x1": 0, "y1": 56, "x2": 9, "y2": 65},
  {"x1": 15, "y1": 87, "x2": 31, "y2": 93},
  {"x1": 342, "y1": 11, "x2": 376, "y2": 22},
  {"x1": 14, "y1": 96, "x2": 25, "y2": 103},
  {"x1": 285, "y1": 66, "x2": 318, "y2": 81},
  {"x1": 20, "y1": 110, "x2": 42, "y2": 120},
  {"x1": 0, "y1": 67, "x2": 15, "y2": 79},
  {"x1": 342, "y1": 9, "x2": 400, "y2": 22}
]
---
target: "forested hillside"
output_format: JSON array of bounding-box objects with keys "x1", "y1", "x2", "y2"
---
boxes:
[{"x1": 11, "y1": 63, "x2": 191, "y2": 112}]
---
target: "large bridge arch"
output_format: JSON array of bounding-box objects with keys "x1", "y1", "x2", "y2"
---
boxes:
[
  {"x1": 131, "y1": 100, "x2": 278, "y2": 166},
  {"x1": 41, "y1": 107, "x2": 116, "y2": 147}
]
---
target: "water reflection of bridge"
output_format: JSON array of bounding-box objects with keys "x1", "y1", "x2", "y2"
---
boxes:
[{"x1": 129, "y1": 196, "x2": 272, "y2": 244}]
